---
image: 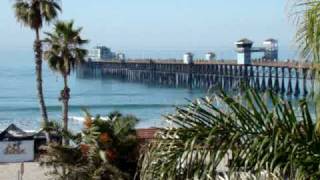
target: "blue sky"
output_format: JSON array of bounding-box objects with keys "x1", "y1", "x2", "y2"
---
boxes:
[{"x1": 0, "y1": 0, "x2": 297, "y2": 58}]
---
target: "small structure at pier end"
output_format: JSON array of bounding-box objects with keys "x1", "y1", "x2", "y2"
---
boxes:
[
  {"x1": 263, "y1": 38, "x2": 278, "y2": 61},
  {"x1": 117, "y1": 53, "x2": 126, "y2": 62},
  {"x1": 88, "y1": 46, "x2": 116, "y2": 61},
  {"x1": 183, "y1": 52, "x2": 194, "y2": 64},
  {"x1": 235, "y1": 38, "x2": 253, "y2": 65},
  {"x1": 205, "y1": 52, "x2": 216, "y2": 61},
  {"x1": 235, "y1": 38, "x2": 279, "y2": 65}
]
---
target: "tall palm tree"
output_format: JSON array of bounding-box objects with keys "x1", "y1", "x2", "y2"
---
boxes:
[
  {"x1": 43, "y1": 21, "x2": 88, "y2": 144},
  {"x1": 13, "y1": 0, "x2": 61, "y2": 142}
]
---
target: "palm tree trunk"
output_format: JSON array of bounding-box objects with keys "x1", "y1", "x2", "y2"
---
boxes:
[
  {"x1": 34, "y1": 28, "x2": 50, "y2": 143},
  {"x1": 61, "y1": 74, "x2": 70, "y2": 145}
]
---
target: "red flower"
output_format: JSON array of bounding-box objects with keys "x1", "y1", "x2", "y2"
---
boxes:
[
  {"x1": 106, "y1": 149, "x2": 117, "y2": 161},
  {"x1": 99, "y1": 133, "x2": 110, "y2": 144}
]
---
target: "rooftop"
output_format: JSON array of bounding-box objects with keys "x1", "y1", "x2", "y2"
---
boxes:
[
  {"x1": 264, "y1": 38, "x2": 278, "y2": 42},
  {"x1": 136, "y1": 128, "x2": 158, "y2": 140},
  {"x1": 0, "y1": 124, "x2": 34, "y2": 140},
  {"x1": 235, "y1": 38, "x2": 253, "y2": 45}
]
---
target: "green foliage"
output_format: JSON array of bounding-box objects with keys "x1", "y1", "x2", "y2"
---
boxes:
[
  {"x1": 139, "y1": 90, "x2": 320, "y2": 179},
  {"x1": 13, "y1": 0, "x2": 61, "y2": 30},
  {"x1": 40, "y1": 111, "x2": 139, "y2": 180},
  {"x1": 292, "y1": 0, "x2": 320, "y2": 136},
  {"x1": 292, "y1": 0, "x2": 320, "y2": 63},
  {"x1": 43, "y1": 20, "x2": 88, "y2": 75}
]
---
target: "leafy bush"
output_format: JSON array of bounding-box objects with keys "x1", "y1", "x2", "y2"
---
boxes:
[{"x1": 40, "y1": 111, "x2": 139, "y2": 180}]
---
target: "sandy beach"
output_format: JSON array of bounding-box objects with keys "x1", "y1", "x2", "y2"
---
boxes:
[{"x1": 0, "y1": 162, "x2": 48, "y2": 180}]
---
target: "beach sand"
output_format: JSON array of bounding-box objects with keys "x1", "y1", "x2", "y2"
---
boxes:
[{"x1": 0, "y1": 162, "x2": 48, "y2": 180}]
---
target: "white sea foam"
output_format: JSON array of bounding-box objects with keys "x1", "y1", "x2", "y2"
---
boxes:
[
  {"x1": 69, "y1": 116, "x2": 109, "y2": 122},
  {"x1": 69, "y1": 116, "x2": 85, "y2": 122}
]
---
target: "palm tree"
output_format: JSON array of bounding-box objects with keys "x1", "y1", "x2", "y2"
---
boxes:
[
  {"x1": 43, "y1": 21, "x2": 88, "y2": 144},
  {"x1": 13, "y1": 0, "x2": 61, "y2": 142},
  {"x1": 293, "y1": 0, "x2": 320, "y2": 61},
  {"x1": 138, "y1": 90, "x2": 320, "y2": 179},
  {"x1": 83, "y1": 111, "x2": 140, "y2": 178},
  {"x1": 293, "y1": 0, "x2": 320, "y2": 132}
]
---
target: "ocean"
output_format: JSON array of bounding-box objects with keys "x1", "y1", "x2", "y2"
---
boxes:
[
  {"x1": 0, "y1": 51, "x2": 208, "y2": 131},
  {"x1": 0, "y1": 48, "x2": 299, "y2": 131}
]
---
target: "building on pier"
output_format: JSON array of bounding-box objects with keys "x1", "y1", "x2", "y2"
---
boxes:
[
  {"x1": 263, "y1": 38, "x2": 278, "y2": 61},
  {"x1": 116, "y1": 53, "x2": 126, "y2": 62},
  {"x1": 235, "y1": 38, "x2": 279, "y2": 65},
  {"x1": 205, "y1": 52, "x2": 216, "y2": 61},
  {"x1": 235, "y1": 38, "x2": 253, "y2": 65},
  {"x1": 88, "y1": 46, "x2": 116, "y2": 61},
  {"x1": 183, "y1": 52, "x2": 194, "y2": 64}
]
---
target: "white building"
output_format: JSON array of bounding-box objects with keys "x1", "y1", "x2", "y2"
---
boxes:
[
  {"x1": 88, "y1": 46, "x2": 116, "y2": 61},
  {"x1": 263, "y1": 39, "x2": 278, "y2": 61},
  {"x1": 205, "y1": 52, "x2": 216, "y2": 61},
  {"x1": 183, "y1": 53, "x2": 194, "y2": 64},
  {"x1": 117, "y1": 53, "x2": 126, "y2": 62},
  {"x1": 235, "y1": 38, "x2": 253, "y2": 65}
]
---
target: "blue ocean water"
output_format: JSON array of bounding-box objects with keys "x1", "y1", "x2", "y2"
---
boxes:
[
  {"x1": 0, "y1": 48, "x2": 299, "y2": 131},
  {"x1": 0, "y1": 51, "x2": 208, "y2": 131}
]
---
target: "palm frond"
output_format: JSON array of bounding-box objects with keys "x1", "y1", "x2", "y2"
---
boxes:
[
  {"x1": 139, "y1": 89, "x2": 320, "y2": 179},
  {"x1": 43, "y1": 20, "x2": 88, "y2": 75},
  {"x1": 13, "y1": 0, "x2": 61, "y2": 29}
]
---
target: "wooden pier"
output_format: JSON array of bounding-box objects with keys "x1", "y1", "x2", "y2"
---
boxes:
[{"x1": 77, "y1": 60, "x2": 315, "y2": 97}]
